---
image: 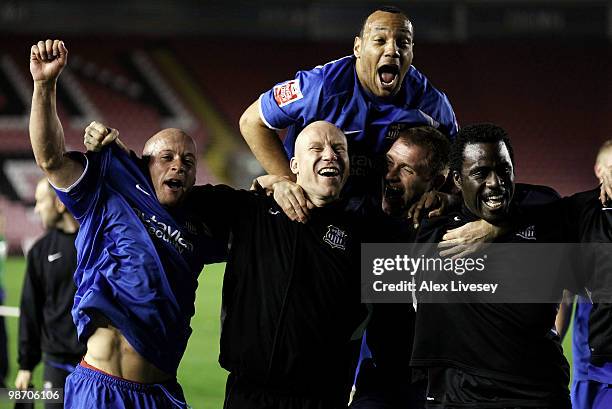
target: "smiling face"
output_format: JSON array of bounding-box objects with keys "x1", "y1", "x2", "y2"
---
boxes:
[
  {"x1": 144, "y1": 129, "x2": 197, "y2": 208},
  {"x1": 290, "y1": 121, "x2": 349, "y2": 206},
  {"x1": 454, "y1": 142, "x2": 515, "y2": 224},
  {"x1": 354, "y1": 10, "x2": 413, "y2": 98},
  {"x1": 382, "y1": 139, "x2": 435, "y2": 217}
]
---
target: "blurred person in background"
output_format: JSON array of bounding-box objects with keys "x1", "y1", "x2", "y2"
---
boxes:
[
  {"x1": 14, "y1": 179, "x2": 84, "y2": 408},
  {"x1": 555, "y1": 139, "x2": 612, "y2": 409}
]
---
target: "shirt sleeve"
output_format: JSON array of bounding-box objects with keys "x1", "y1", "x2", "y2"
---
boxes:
[
  {"x1": 433, "y1": 93, "x2": 459, "y2": 139},
  {"x1": 51, "y1": 149, "x2": 110, "y2": 221},
  {"x1": 419, "y1": 88, "x2": 459, "y2": 140},
  {"x1": 258, "y1": 67, "x2": 325, "y2": 130},
  {"x1": 18, "y1": 244, "x2": 44, "y2": 370},
  {"x1": 188, "y1": 185, "x2": 260, "y2": 239}
]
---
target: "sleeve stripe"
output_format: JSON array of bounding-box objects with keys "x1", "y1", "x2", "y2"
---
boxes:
[
  {"x1": 258, "y1": 94, "x2": 282, "y2": 131},
  {"x1": 49, "y1": 155, "x2": 89, "y2": 193}
]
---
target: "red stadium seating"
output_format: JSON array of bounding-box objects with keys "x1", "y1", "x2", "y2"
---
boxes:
[{"x1": 1, "y1": 37, "x2": 610, "y2": 253}]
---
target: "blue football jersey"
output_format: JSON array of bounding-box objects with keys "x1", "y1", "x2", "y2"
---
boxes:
[
  {"x1": 573, "y1": 298, "x2": 592, "y2": 381},
  {"x1": 259, "y1": 55, "x2": 458, "y2": 171},
  {"x1": 53, "y1": 144, "x2": 226, "y2": 374},
  {"x1": 577, "y1": 299, "x2": 612, "y2": 383}
]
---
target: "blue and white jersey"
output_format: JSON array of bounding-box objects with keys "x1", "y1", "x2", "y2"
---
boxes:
[
  {"x1": 53, "y1": 144, "x2": 226, "y2": 375},
  {"x1": 259, "y1": 55, "x2": 458, "y2": 180}
]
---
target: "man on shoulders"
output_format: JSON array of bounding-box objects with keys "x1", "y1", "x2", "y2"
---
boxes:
[{"x1": 240, "y1": 6, "x2": 457, "y2": 203}]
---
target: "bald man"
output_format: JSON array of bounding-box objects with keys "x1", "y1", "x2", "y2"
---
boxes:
[
  {"x1": 29, "y1": 39, "x2": 226, "y2": 408},
  {"x1": 89, "y1": 121, "x2": 378, "y2": 409},
  {"x1": 199, "y1": 121, "x2": 374, "y2": 409}
]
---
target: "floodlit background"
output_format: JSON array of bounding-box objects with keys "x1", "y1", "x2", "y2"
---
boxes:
[{"x1": 1, "y1": 0, "x2": 609, "y2": 407}]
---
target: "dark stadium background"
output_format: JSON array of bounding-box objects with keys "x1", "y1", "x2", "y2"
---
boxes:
[{"x1": 1, "y1": 1, "x2": 609, "y2": 407}]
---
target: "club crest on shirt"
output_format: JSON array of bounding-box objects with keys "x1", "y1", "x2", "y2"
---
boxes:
[
  {"x1": 516, "y1": 225, "x2": 536, "y2": 240},
  {"x1": 273, "y1": 80, "x2": 303, "y2": 107},
  {"x1": 385, "y1": 123, "x2": 403, "y2": 140},
  {"x1": 323, "y1": 225, "x2": 347, "y2": 250},
  {"x1": 185, "y1": 220, "x2": 198, "y2": 235}
]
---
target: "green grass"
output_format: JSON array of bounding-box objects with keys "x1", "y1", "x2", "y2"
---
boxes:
[
  {"x1": 0, "y1": 257, "x2": 575, "y2": 409},
  {"x1": 1, "y1": 258, "x2": 227, "y2": 409}
]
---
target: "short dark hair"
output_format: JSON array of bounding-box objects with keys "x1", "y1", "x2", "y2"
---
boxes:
[
  {"x1": 449, "y1": 123, "x2": 515, "y2": 173},
  {"x1": 359, "y1": 6, "x2": 411, "y2": 38},
  {"x1": 395, "y1": 126, "x2": 450, "y2": 178}
]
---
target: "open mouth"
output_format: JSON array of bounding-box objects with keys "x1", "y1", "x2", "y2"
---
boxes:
[
  {"x1": 317, "y1": 167, "x2": 341, "y2": 178},
  {"x1": 481, "y1": 194, "x2": 505, "y2": 210},
  {"x1": 164, "y1": 178, "x2": 184, "y2": 192},
  {"x1": 378, "y1": 64, "x2": 400, "y2": 87},
  {"x1": 384, "y1": 183, "x2": 404, "y2": 199}
]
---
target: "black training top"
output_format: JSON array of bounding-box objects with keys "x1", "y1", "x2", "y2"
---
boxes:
[
  {"x1": 193, "y1": 185, "x2": 385, "y2": 399},
  {"x1": 18, "y1": 229, "x2": 85, "y2": 370},
  {"x1": 411, "y1": 197, "x2": 570, "y2": 407}
]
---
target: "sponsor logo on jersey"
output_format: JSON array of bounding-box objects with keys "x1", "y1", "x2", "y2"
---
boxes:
[
  {"x1": 273, "y1": 80, "x2": 303, "y2": 107},
  {"x1": 323, "y1": 225, "x2": 347, "y2": 250},
  {"x1": 516, "y1": 225, "x2": 536, "y2": 240},
  {"x1": 132, "y1": 207, "x2": 194, "y2": 253}
]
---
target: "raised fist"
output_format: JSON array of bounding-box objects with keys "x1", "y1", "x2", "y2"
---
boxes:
[{"x1": 30, "y1": 39, "x2": 68, "y2": 83}]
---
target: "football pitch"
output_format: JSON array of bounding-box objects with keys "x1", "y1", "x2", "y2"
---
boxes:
[
  {"x1": 2, "y1": 258, "x2": 228, "y2": 409},
  {"x1": 0, "y1": 257, "x2": 574, "y2": 409}
]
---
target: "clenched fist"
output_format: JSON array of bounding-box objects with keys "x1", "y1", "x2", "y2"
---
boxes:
[
  {"x1": 30, "y1": 39, "x2": 68, "y2": 83},
  {"x1": 84, "y1": 121, "x2": 119, "y2": 152}
]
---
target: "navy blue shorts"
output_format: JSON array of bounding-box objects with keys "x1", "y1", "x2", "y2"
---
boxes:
[
  {"x1": 64, "y1": 363, "x2": 188, "y2": 409},
  {"x1": 572, "y1": 379, "x2": 612, "y2": 409}
]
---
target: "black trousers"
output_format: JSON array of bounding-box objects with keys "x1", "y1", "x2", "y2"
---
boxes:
[
  {"x1": 224, "y1": 373, "x2": 349, "y2": 409},
  {"x1": 43, "y1": 363, "x2": 72, "y2": 409}
]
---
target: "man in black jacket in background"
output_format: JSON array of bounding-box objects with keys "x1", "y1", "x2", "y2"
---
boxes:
[{"x1": 15, "y1": 179, "x2": 85, "y2": 407}]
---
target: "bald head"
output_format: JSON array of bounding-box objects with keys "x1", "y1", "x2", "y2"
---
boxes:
[
  {"x1": 144, "y1": 128, "x2": 198, "y2": 207},
  {"x1": 290, "y1": 121, "x2": 349, "y2": 206},
  {"x1": 34, "y1": 178, "x2": 64, "y2": 230},
  {"x1": 143, "y1": 128, "x2": 196, "y2": 157},
  {"x1": 294, "y1": 121, "x2": 347, "y2": 153}
]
